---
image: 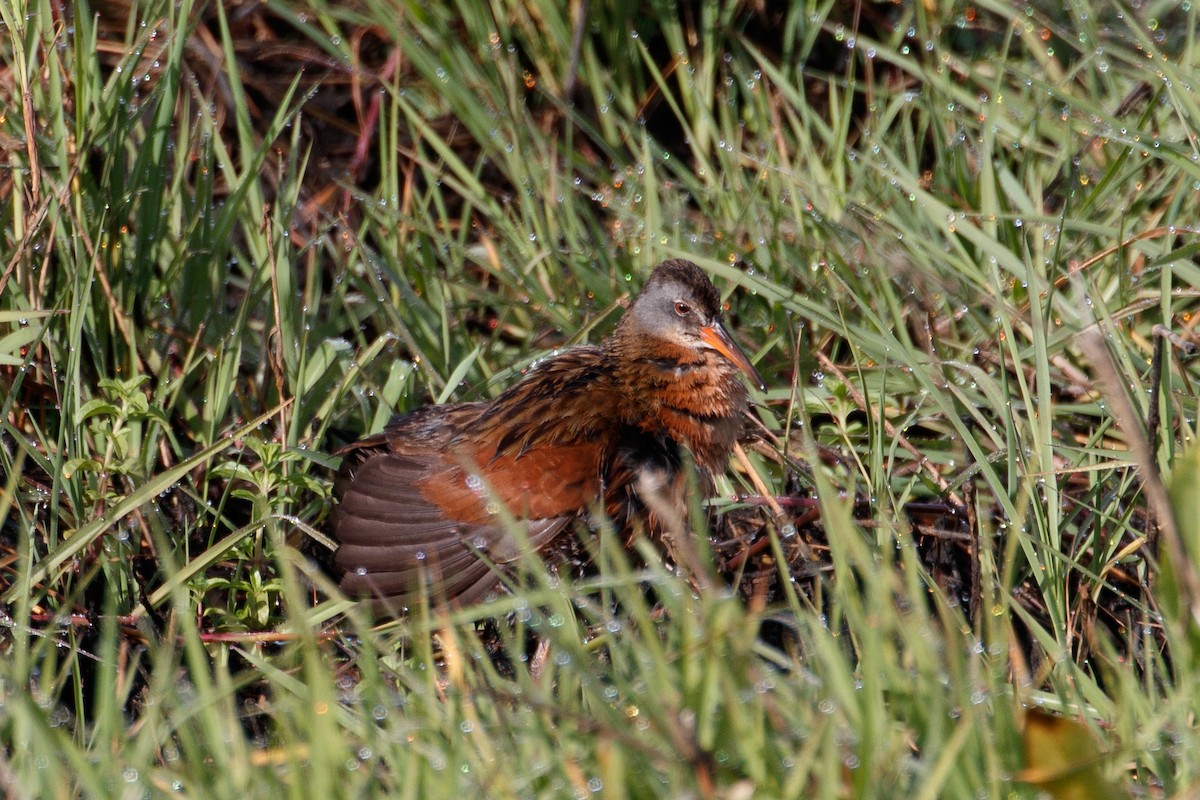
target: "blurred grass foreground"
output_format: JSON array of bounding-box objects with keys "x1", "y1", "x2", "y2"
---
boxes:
[{"x1": 2, "y1": 1, "x2": 1200, "y2": 797}]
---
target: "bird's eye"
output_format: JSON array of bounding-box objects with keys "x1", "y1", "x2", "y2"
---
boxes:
[{"x1": 674, "y1": 301, "x2": 691, "y2": 317}]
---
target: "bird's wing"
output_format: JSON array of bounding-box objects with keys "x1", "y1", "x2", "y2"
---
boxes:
[
  {"x1": 333, "y1": 411, "x2": 606, "y2": 610},
  {"x1": 334, "y1": 448, "x2": 576, "y2": 609},
  {"x1": 332, "y1": 348, "x2": 626, "y2": 610}
]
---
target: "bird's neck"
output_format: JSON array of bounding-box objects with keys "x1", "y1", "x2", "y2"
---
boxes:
[{"x1": 605, "y1": 336, "x2": 746, "y2": 470}]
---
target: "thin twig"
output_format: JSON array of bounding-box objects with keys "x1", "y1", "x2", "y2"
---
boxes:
[{"x1": 732, "y1": 441, "x2": 783, "y2": 517}]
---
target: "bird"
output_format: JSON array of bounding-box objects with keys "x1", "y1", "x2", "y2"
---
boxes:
[{"x1": 331, "y1": 258, "x2": 764, "y2": 611}]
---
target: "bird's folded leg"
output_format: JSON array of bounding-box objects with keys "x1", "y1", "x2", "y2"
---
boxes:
[{"x1": 635, "y1": 467, "x2": 711, "y2": 593}]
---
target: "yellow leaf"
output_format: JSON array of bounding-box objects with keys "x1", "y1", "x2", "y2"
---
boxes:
[{"x1": 1015, "y1": 709, "x2": 1128, "y2": 800}]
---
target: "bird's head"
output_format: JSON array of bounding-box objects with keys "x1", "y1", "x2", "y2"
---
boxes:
[{"x1": 615, "y1": 259, "x2": 765, "y2": 390}]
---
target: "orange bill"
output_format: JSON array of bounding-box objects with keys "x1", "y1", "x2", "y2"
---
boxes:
[{"x1": 699, "y1": 323, "x2": 765, "y2": 390}]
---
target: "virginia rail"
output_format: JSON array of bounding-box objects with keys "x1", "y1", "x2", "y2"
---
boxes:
[{"x1": 332, "y1": 259, "x2": 764, "y2": 609}]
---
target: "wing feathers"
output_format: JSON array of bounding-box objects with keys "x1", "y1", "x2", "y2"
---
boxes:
[
  {"x1": 333, "y1": 437, "x2": 587, "y2": 606},
  {"x1": 332, "y1": 347, "x2": 618, "y2": 609}
]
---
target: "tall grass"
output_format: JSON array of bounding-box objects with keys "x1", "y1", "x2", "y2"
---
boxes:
[{"x1": 2, "y1": 0, "x2": 1198, "y2": 796}]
